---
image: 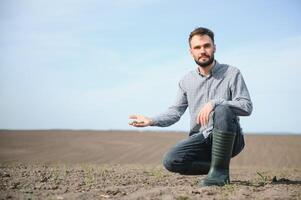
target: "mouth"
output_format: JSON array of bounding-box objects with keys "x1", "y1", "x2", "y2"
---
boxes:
[{"x1": 199, "y1": 56, "x2": 209, "y2": 60}]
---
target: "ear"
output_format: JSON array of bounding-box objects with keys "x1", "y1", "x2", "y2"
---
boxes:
[{"x1": 213, "y1": 44, "x2": 216, "y2": 53}]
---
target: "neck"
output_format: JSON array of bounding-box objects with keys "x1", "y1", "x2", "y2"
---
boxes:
[{"x1": 198, "y1": 60, "x2": 215, "y2": 76}]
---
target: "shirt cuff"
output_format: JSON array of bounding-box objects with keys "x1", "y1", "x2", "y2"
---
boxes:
[
  {"x1": 210, "y1": 99, "x2": 224, "y2": 109},
  {"x1": 149, "y1": 117, "x2": 158, "y2": 126}
]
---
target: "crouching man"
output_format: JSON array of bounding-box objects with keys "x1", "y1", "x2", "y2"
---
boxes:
[{"x1": 129, "y1": 27, "x2": 252, "y2": 186}]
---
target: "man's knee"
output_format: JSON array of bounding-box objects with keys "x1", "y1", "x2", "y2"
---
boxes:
[
  {"x1": 162, "y1": 152, "x2": 185, "y2": 174},
  {"x1": 162, "y1": 153, "x2": 174, "y2": 172},
  {"x1": 213, "y1": 105, "x2": 237, "y2": 132},
  {"x1": 214, "y1": 105, "x2": 234, "y2": 120}
]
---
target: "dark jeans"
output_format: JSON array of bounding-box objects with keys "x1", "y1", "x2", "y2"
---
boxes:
[{"x1": 163, "y1": 105, "x2": 245, "y2": 175}]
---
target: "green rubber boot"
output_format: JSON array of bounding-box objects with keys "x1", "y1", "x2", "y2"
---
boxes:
[{"x1": 199, "y1": 128, "x2": 236, "y2": 186}]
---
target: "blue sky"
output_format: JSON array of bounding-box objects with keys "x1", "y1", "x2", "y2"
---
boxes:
[{"x1": 1, "y1": 0, "x2": 300, "y2": 133}]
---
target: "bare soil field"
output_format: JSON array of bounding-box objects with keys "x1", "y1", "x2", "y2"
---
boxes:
[{"x1": 0, "y1": 130, "x2": 300, "y2": 200}]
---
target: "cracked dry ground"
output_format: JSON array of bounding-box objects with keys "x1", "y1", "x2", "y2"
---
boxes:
[{"x1": 0, "y1": 163, "x2": 300, "y2": 200}]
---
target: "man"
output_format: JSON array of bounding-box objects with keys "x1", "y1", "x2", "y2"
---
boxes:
[{"x1": 129, "y1": 27, "x2": 252, "y2": 186}]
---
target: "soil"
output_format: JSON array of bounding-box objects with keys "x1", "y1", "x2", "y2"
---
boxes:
[{"x1": 0, "y1": 130, "x2": 300, "y2": 199}]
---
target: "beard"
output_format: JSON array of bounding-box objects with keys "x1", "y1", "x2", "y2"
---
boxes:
[{"x1": 194, "y1": 55, "x2": 215, "y2": 68}]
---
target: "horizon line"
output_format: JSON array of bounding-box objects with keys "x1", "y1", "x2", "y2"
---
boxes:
[{"x1": 0, "y1": 129, "x2": 300, "y2": 135}]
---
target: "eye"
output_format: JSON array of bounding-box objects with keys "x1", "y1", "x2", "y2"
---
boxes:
[{"x1": 204, "y1": 44, "x2": 211, "y2": 48}]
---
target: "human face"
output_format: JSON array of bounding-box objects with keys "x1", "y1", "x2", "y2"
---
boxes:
[{"x1": 189, "y1": 35, "x2": 216, "y2": 68}]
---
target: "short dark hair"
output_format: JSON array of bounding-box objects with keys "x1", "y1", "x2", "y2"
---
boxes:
[{"x1": 188, "y1": 27, "x2": 215, "y2": 46}]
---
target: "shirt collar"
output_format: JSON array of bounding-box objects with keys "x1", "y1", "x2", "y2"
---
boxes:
[{"x1": 196, "y1": 60, "x2": 220, "y2": 77}]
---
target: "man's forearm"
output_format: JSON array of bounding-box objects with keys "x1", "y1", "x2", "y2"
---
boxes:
[{"x1": 211, "y1": 98, "x2": 253, "y2": 116}]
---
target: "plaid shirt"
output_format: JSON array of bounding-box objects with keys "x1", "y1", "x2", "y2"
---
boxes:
[{"x1": 150, "y1": 61, "x2": 253, "y2": 138}]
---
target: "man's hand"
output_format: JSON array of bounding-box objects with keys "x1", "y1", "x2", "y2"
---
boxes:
[
  {"x1": 129, "y1": 115, "x2": 153, "y2": 127},
  {"x1": 197, "y1": 102, "x2": 214, "y2": 126}
]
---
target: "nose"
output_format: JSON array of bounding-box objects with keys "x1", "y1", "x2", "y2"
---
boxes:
[{"x1": 200, "y1": 46, "x2": 206, "y2": 53}]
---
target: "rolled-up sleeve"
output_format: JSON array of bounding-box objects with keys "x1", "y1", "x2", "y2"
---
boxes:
[{"x1": 211, "y1": 70, "x2": 253, "y2": 116}]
